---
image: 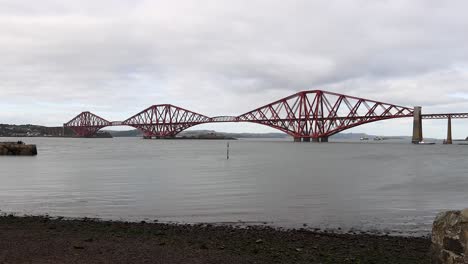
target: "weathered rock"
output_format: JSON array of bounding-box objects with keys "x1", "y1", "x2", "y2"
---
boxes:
[
  {"x1": 431, "y1": 209, "x2": 468, "y2": 263},
  {"x1": 0, "y1": 141, "x2": 37, "y2": 156}
]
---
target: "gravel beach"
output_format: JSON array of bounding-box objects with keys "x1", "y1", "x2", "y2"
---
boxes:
[{"x1": 0, "y1": 215, "x2": 431, "y2": 264}]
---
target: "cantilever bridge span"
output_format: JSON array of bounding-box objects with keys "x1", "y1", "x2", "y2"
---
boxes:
[{"x1": 64, "y1": 90, "x2": 422, "y2": 142}]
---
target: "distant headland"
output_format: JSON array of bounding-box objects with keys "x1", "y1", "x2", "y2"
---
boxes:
[{"x1": 0, "y1": 123, "x2": 455, "y2": 141}]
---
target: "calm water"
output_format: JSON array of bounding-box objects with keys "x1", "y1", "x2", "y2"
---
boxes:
[{"x1": 1, "y1": 137, "x2": 467, "y2": 236}]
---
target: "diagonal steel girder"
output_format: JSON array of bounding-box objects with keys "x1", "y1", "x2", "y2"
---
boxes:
[
  {"x1": 236, "y1": 90, "x2": 414, "y2": 139},
  {"x1": 122, "y1": 104, "x2": 211, "y2": 137},
  {"x1": 63, "y1": 90, "x2": 415, "y2": 138},
  {"x1": 63, "y1": 111, "x2": 111, "y2": 137}
]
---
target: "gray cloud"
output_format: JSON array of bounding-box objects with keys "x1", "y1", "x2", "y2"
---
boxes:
[{"x1": 1, "y1": 0, "x2": 468, "y2": 137}]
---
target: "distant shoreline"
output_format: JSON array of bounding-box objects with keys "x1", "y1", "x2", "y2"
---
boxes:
[{"x1": 1, "y1": 123, "x2": 465, "y2": 141}]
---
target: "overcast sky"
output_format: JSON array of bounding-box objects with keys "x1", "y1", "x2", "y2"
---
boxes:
[{"x1": 1, "y1": 0, "x2": 468, "y2": 138}]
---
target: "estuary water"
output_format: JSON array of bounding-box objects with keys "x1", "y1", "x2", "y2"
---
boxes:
[{"x1": 1, "y1": 137, "x2": 467, "y2": 236}]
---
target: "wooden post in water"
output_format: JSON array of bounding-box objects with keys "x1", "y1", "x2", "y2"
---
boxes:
[{"x1": 227, "y1": 142, "x2": 230, "y2": 160}]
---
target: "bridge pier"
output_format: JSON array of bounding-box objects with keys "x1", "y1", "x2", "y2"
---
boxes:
[
  {"x1": 446, "y1": 115, "x2": 452, "y2": 144},
  {"x1": 412, "y1": 106, "x2": 423, "y2": 144},
  {"x1": 294, "y1": 137, "x2": 329, "y2": 142}
]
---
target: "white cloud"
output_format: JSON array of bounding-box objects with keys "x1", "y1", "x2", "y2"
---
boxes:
[{"x1": 1, "y1": 0, "x2": 468, "y2": 138}]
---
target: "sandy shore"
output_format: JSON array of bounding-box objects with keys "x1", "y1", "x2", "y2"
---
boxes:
[{"x1": 0, "y1": 215, "x2": 430, "y2": 264}]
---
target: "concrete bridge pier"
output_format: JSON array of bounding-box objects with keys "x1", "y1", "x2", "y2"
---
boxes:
[
  {"x1": 320, "y1": 137, "x2": 329, "y2": 142},
  {"x1": 302, "y1": 137, "x2": 311, "y2": 142},
  {"x1": 312, "y1": 138, "x2": 320, "y2": 142},
  {"x1": 446, "y1": 115, "x2": 452, "y2": 144},
  {"x1": 294, "y1": 137, "x2": 301, "y2": 142},
  {"x1": 412, "y1": 106, "x2": 423, "y2": 144}
]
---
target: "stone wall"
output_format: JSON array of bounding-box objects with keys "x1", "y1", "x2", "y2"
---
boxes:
[
  {"x1": 0, "y1": 142, "x2": 37, "y2": 156},
  {"x1": 431, "y1": 209, "x2": 468, "y2": 263}
]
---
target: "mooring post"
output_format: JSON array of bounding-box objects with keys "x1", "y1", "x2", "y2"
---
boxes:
[
  {"x1": 412, "y1": 106, "x2": 423, "y2": 144},
  {"x1": 446, "y1": 115, "x2": 452, "y2": 144},
  {"x1": 226, "y1": 142, "x2": 230, "y2": 160}
]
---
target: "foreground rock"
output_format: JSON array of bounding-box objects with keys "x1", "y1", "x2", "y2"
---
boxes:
[
  {"x1": 431, "y1": 209, "x2": 468, "y2": 264},
  {"x1": 0, "y1": 215, "x2": 430, "y2": 264},
  {"x1": 0, "y1": 141, "x2": 37, "y2": 155}
]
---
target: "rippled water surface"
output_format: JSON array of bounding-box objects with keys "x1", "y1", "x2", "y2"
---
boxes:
[{"x1": 1, "y1": 137, "x2": 467, "y2": 236}]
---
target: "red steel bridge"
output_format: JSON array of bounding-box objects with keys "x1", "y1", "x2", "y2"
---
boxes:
[{"x1": 64, "y1": 90, "x2": 468, "y2": 143}]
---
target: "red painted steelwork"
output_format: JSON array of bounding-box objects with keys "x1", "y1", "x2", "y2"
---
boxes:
[
  {"x1": 122, "y1": 104, "x2": 211, "y2": 138},
  {"x1": 209, "y1": 116, "x2": 239, "y2": 122},
  {"x1": 64, "y1": 111, "x2": 111, "y2": 137},
  {"x1": 237, "y1": 90, "x2": 414, "y2": 139},
  {"x1": 64, "y1": 90, "x2": 415, "y2": 138}
]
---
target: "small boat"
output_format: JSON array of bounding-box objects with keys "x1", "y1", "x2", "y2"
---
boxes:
[
  {"x1": 360, "y1": 137, "x2": 369, "y2": 140},
  {"x1": 373, "y1": 136, "x2": 383, "y2": 141},
  {"x1": 417, "y1": 141, "x2": 435, "y2": 145}
]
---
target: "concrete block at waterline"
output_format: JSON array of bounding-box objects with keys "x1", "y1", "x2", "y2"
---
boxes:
[
  {"x1": 0, "y1": 142, "x2": 37, "y2": 156},
  {"x1": 431, "y1": 209, "x2": 468, "y2": 264}
]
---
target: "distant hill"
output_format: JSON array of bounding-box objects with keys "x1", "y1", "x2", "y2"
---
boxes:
[
  {"x1": 330, "y1": 132, "x2": 368, "y2": 139},
  {"x1": 105, "y1": 129, "x2": 143, "y2": 137},
  {"x1": 104, "y1": 129, "x2": 288, "y2": 138},
  {"x1": 330, "y1": 133, "x2": 408, "y2": 140},
  {"x1": 0, "y1": 124, "x2": 445, "y2": 141},
  {"x1": 0, "y1": 124, "x2": 110, "y2": 138},
  {"x1": 104, "y1": 129, "x2": 395, "y2": 140},
  {"x1": 0, "y1": 124, "x2": 70, "y2": 137}
]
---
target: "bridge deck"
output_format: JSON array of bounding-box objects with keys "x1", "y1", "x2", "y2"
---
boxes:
[
  {"x1": 422, "y1": 113, "x2": 468, "y2": 119},
  {"x1": 63, "y1": 89, "x2": 468, "y2": 138}
]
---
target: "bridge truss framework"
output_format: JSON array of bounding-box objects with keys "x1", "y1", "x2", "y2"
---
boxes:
[{"x1": 64, "y1": 90, "x2": 417, "y2": 140}]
